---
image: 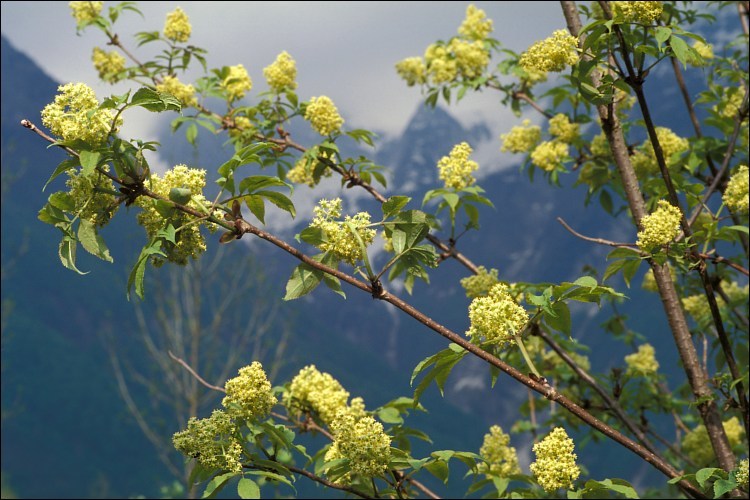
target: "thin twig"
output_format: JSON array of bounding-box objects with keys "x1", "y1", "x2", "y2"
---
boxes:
[
  {"x1": 557, "y1": 217, "x2": 638, "y2": 248},
  {"x1": 168, "y1": 351, "x2": 226, "y2": 393}
]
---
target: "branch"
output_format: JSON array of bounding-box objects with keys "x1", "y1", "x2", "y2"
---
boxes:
[
  {"x1": 168, "y1": 351, "x2": 226, "y2": 393},
  {"x1": 698, "y1": 253, "x2": 749, "y2": 277},
  {"x1": 557, "y1": 217, "x2": 638, "y2": 248},
  {"x1": 281, "y1": 464, "x2": 375, "y2": 499}
]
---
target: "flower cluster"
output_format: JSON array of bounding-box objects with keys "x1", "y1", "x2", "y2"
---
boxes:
[
  {"x1": 329, "y1": 411, "x2": 391, "y2": 478},
  {"x1": 631, "y1": 127, "x2": 689, "y2": 176},
  {"x1": 714, "y1": 87, "x2": 744, "y2": 119},
  {"x1": 467, "y1": 283, "x2": 529, "y2": 346},
  {"x1": 163, "y1": 7, "x2": 191, "y2": 43},
  {"x1": 69, "y1": 1, "x2": 102, "y2": 24},
  {"x1": 625, "y1": 344, "x2": 659, "y2": 376},
  {"x1": 263, "y1": 51, "x2": 298, "y2": 92},
  {"x1": 65, "y1": 169, "x2": 118, "y2": 227},
  {"x1": 724, "y1": 165, "x2": 749, "y2": 214},
  {"x1": 681, "y1": 417, "x2": 745, "y2": 466},
  {"x1": 611, "y1": 1, "x2": 664, "y2": 24},
  {"x1": 736, "y1": 459, "x2": 749, "y2": 490},
  {"x1": 590, "y1": 132, "x2": 611, "y2": 159},
  {"x1": 92, "y1": 48, "x2": 126, "y2": 83},
  {"x1": 548, "y1": 114, "x2": 579, "y2": 144},
  {"x1": 529, "y1": 427, "x2": 581, "y2": 492},
  {"x1": 395, "y1": 57, "x2": 427, "y2": 87},
  {"x1": 304, "y1": 96, "x2": 344, "y2": 136},
  {"x1": 479, "y1": 425, "x2": 521, "y2": 478},
  {"x1": 458, "y1": 4, "x2": 493, "y2": 40},
  {"x1": 135, "y1": 165, "x2": 215, "y2": 266},
  {"x1": 519, "y1": 30, "x2": 579, "y2": 73},
  {"x1": 460, "y1": 266, "x2": 500, "y2": 299},
  {"x1": 228, "y1": 115, "x2": 253, "y2": 139},
  {"x1": 283, "y1": 365, "x2": 354, "y2": 424},
  {"x1": 689, "y1": 40, "x2": 714, "y2": 66},
  {"x1": 156, "y1": 75, "x2": 198, "y2": 108},
  {"x1": 222, "y1": 362, "x2": 277, "y2": 421},
  {"x1": 222, "y1": 64, "x2": 253, "y2": 102},
  {"x1": 286, "y1": 150, "x2": 335, "y2": 187},
  {"x1": 530, "y1": 141, "x2": 569, "y2": 172},
  {"x1": 636, "y1": 200, "x2": 682, "y2": 252},
  {"x1": 437, "y1": 142, "x2": 478, "y2": 190},
  {"x1": 500, "y1": 119, "x2": 542, "y2": 153},
  {"x1": 682, "y1": 281, "x2": 749, "y2": 325},
  {"x1": 41, "y1": 83, "x2": 120, "y2": 146},
  {"x1": 308, "y1": 198, "x2": 375, "y2": 266},
  {"x1": 172, "y1": 409, "x2": 243, "y2": 474}
]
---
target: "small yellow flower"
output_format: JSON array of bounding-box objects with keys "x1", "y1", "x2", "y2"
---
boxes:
[
  {"x1": 611, "y1": 1, "x2": 664, "y2": 24},
  {"x1": 479, "y1": 425, "x2": 521, "y2": 477},
  {"x1": 500, "y1": 119, "x2": 542, "y2": 153},
  {"x1": 263, "y1": 51, "x2": 298, "y2": 92},
  {"x1": 713, "y1": 87, "x2": 744, "y2": 119},
  {"x1": 395, "y1": 57, "x2": 427, "y2": 87},
  {"x1": 69, "y1": 1, "x2": 102, "y2": 24},
  {"x1": 548, "y1": 114, "x2": 579, "y2": 144},
  {"x1": 222, "y1": 362, "x2": 277, "y2": 420},
  {"x1": 425, "y1": 44, "x2": 458, "y2": 84},
  {"x1": 467, "y1": 283, "x2": 528, "y2": 346},
  {"x1": 329, "y1": 411, "x2": 391, "y2": 478},
  {"x1": 530, "y1": 140, "x2": 569, "y2": 172},
  {"x1": 530, "y1": 427, "x2": 581, "y2": 492},
  {"x1": 460, "y1": 266, "x2": 500, "y2": 299},
  {"x1": 723, "y1": 165, "x2": 749, "y2": 214},
  {"x1": 41, "y1": 82, "x2": 121, "y2": 146},
  {"x1": 520, "y1": 30, "x2": 579, "y2": 73},
  {"x1": 284, "y1": 365, "x2": 362, "y2": 425},
  {"x1": 222, "y1": 64, "x2": 253, "y2": 102},
  {"x1": 690, "y1": 40, "x2": 714, "y2": 66},
  {"x1": 286, "y1": 151, "x2": 335, "y2": 187},
  {"x1": 449, "y1": 38, "x2": 490, "y2": 79},
  {"x1": 437, "y1": 142, "x2": 478, "y2": 190},
  {"x1": 682, "y1": 417, "x2": 745, "y2": 466},
  {"x1": 304, "y1": 96, "x2": 344, "y2": 136},
  {"x1": 92, "y1": 47, "x2": 126, "y2": 83},
  {"x1": 625, "y1": 344, "x2": 659, "y2": 376},
  {"x1": 156, "y1": 75, "x2": 198, "y2": 107},
  {"x1": 458, "y1": 4, "x2": 493, "y2": 41},
  {"x1": 736, "y1": 459, "x2": 749, "y2": 489},
  {"x1": 163, "y1": 7, "x2": 191, "y2": 43},
  {"x1": 66, "y1": 169, "x2": 119, "y2": 227},
  {"x1": 172, "y1": 409, "x2": 243, "y2": 473},
  {"x1": 636, "y1": 200, "x2": 682, "y2": 252},
  {"x1": 308, "y1": 198, "x2": 375, "y2": 265}
]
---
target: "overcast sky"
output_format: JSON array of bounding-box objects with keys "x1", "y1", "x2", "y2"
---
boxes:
[{"x1": 1, "y1": 2, "x2": 566, "y2": 143}]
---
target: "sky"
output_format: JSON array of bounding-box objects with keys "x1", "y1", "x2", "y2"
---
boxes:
[{"x1": 0, "y1": 1, "x2": 567, "y2": 158}]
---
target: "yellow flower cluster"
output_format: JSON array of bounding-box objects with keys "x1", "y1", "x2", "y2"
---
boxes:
[
  {"x1": 714, "y1": 87, "x2": 744, "y2": 119},
  {"x1": 681, "y1": 417, "x2": 745, "y2": 466},
  {"x1": 636, "y1": 200, "x2": 682, "y2": 252},
  {"x1": 548, "y1": 114, "x2": 579, "y2": 144},
  {"x1": 519, "y1": 30, "x2": 579, "y2": 73},
  {"x1": 156, "y1": 75, "x2": 198, "y2": 107},
  {"x1": 611, "y1": 1, "x2": 664, "y2": 24},
  {"x1": 172, "y1": 409, "x2": 243, "y2": 474},
  {"x1": 228, "y1": 115, "x2": 253, "y2": 139},
  {"x1": 449, "y1": 39, "x2": 491, "y2": 79},
  {"x1": 92, "y1": 47, "x2": 126, "y2": 83},
  {"x1": 467, "y1": 283, "x2": 529, "y2": 346},
  {"x1": 458, "y1": 4, "x2": 494, "y2": 41},
  {"x1": 163, "y1": 7, "x2": 191, "y2": 43},
  {"x1": 395, "y1": 57, "x2": 427, "y2": 87},
  {"x1": 500, "y1": 119, "x2": 542, "y2": 153},
  {"x1": 724, "y1": 165, "x2": 749, "y2": 214},
  {"x1": 541, "y1": 347, "x2": 591, "y2": 373},
  {"x1": 590, "y1": 132, "x2": 611, "y2": 159},
  {"x1": 136, "y1": 165, "x2": 215, "y2": 266},
  {"x1": 479, "y1": 425, "x2": 521, "y2": 477},
  {"x1": 625, "y1": 343, "x2": 659, "y2": 376},
  {"x1": 690, "y1": 41, "x2": 714, "y2": 66},
  {"x1": 530, "y1": 141, "x2": 569, "y2": 172},
  {"x1": 263, "y1": 51, "x2": 298, "y2": 93},
  {"x1": 65, "y1": 169, "x2": 118, "y2": 227},
  {"x1": 41, "y1": 83, "x2": 120, "y2": 146},
  {"x1": 640, "y1": 266, "x2": 676, "y2": 292},
  {"x1": 222, "y1": 64, "x2": 253, "y2": 102},
  {"x1": 529, "y1": 427, "x2": 581, "y2": 492},
  {"x1": 69, "y1": 1, "x2": 102, "y2": 24},
  {"x1": 329, "y1": 411, "x2": 392, "y2": 478},
  {"x1": 381, "y1": 232, "x2": 394, "y2": 253},
  {"x1": 736, "y1": 459, "x2": 749, "y2": 489},
  {"x1": 284, "y1": 365, "x2": 356, "y2": 424},
  {"x1": 437, "y1": 142, "x2": 478, "y2": 190},
  {"x1": 682, "y1": 281, "x2": 749, "y2": 325},
  {"x1": 460, "y1": 266, "x2": 500, "y2": 299},
  {"x1": 631, "y1": 127, "x2": 689, "y2": 176},
  {"x1": 222, "y1": 362, "x2": 278, "y2": 421},
  {"x1": 305, "y1": 96, "x2": 344, "y2": 136},
  {"x1": 286, "y1": 150, "x2": 335, "y2": 187},
  {"x1": 309, "y1": 198, "x2": 375, "y2": 266}
]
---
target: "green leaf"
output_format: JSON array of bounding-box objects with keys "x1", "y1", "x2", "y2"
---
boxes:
[
  {"x1": 237, "y1": 478, "x2": 260, "y2": 499},
  {"x1": 169, "y1": 187, "x2": 193, "y2": 205},
  {"x1": 77, "y1": 219, "x2": 113, "y2": 262},
  {"x1": 43, "y1": 158, "x2": 78, "y2": 191},
  {"x1": 239, "y1": 175, "x2": 289, "y2": 194},
  {"x1": 79, "y1": 150, "x2": 101, "y2": 176},
  {"x1": 726, "y1": 225, "x2": 749, "y2": 235},
  {"x1": 284, "y1": 263, "x2": 323, "y2": 300},
  {"x1": 202, "y1": 472, "x2": 237, "y2": 499},
  {"x1": 59, "y1": 236, "x2": 87, "y2": 275},
  {"x1": 48, "y1": 191, "x2": 76, "y2": 211},
  {"x1": 654, "y1": 26, "x2": 672, "y2": 45},
  {"x1": 127, "y1": 240, "x2": 166, "y2": 300},
  {"x1": 257, "y1": 190, "x2": 296, "y2": 218},
  {"x1": 129, "y1": 87, "x2": 181, "y2": 112},
  {"x1": 669, "y1": 36, "x2": 690, "y2": 67},
  {"x1": 425, "y1": 460, "x2": 449, "y2": 484},
  {"x1": 186, "y1": 123, "x2": 198, "y2": 145},
  {"x1": 622, "y1": 259, "x2": 642, "y2": 288},
  {"x1": 696, "y1": 468, "x2": 720, "y2": 488},
  {"x1": 713, "y1": 478, "x2": 736, "y2": 498},
  {"x1": 244, "y1": 195, "x2": 265, "y2": 225},
  {"x1": 383, "y1": 196, "x2": 411, "y2": 218},
  {"x1": 573, "y1": 276, "x2": 598, "y2": 288},
  {"x1": 299, "y1": 226, "x2": 327, "y2": 247},
  {"x1": 376, "y1": 407, "x2": 403, "y2": 424},
  {"x1": 545, "y1": 301, "x2": 571, "y2": 335}
]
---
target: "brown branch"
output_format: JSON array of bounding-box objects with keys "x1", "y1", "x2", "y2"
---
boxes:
[
  {"x1": 698, "y1": 253, "x2": 749, "y2": 277},
  {"x1": 20, "y1": 119, "x2": 79, "y2": 158},
  {"x1": 557, "y1": 217, "x2": 638, "y2": 248},
  {"x1": 168, "y1": 351, "x2": 226, "y2": 393},
  {"x1": 280, "y1": 463, "x2": 374, "y2": 499}
]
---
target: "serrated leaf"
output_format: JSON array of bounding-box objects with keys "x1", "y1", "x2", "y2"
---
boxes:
[
  {"x1": 244, "y1": 195, "x2": 265, "y2": 224},
  {"x1": 77, "y1": 219, "x2": 113, "y2": 262},
  {"x1": 376, "y1": 407, "x2": 403, "y2": 424},
  {"x1": 239, "y1": 175, "x2": 289, "y2": 194},
  {"x1": 43, "y1": 158, "x2": 78, "y2": 191},
  {"x1": 257, "y1": 190, "x2": 295, "y2": 218},
  {"x1": 48, "y1": 191, "x2": 76, "y2": 211},
  {"x1": 669, "y1": 35, "x2": 690, "y2": 67},
  {"x1": 573, "y1": 276, "x2": 598, "y2": 288},
  {"x1": 59, "y1": 237, "x2": 87, "y2": 275},
  {"x1": 383, "y1": 196, "x2": 411, "y2": 218},
  {"x1": 299, "y1": 226, "x2": 327, "y2": 247},
  {"x1": 713, "y1": 478, "x2": 736, "y2": 498},
  {"x1": 202, "y1": 472, "x2": 236, "y2": 499},
  {"x1": 130, "y1": 87, "x2": 181, "y2": 112},
  {"x1": 169, "y1": 187, "x2": 193, "y2": 205},
  {"x1": 696, "y1": 467, "x2": 720, "y2": 488},
  {"x1": 425, "y1": 460, "x2": 449, "y2": 484},
  {"x1": 545, "y1": 301, "x2": 571, "y2": 335},
  {"x1": 79, "y1": 150, "x2": 100, "y2": 176},
  {"x1": 284, "y1": 263, "x2": 322, "y2": 300},
  {"x1": 237, "y1": 478, "x2": 260, "y2": 499}
]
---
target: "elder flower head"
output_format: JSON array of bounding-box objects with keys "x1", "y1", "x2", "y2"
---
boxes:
[
  {"x1": 157, "y1": 75, "x2": 198, "y2": 108},
  {"x1": 736, "y1": 459, "x2": 749, "y2": 490},
  {"x1": 520, "y1": 30, "x2": 579, "y2": 73},
  {"x1": 65, "y1": 169, "x2": 119, "y2": 227},
  {"x1": 41, "y1": 82, "x2": 120, "y2": 146},
  {"x1": 682, "y1": 417, "x2": 745, "y2": 466},
  {"x1": 263, "y1": 51, "x2": 298, "y2": 92},
  {"x1": 286, "y1": 150, "x2": 335, "y2": 187},
  {"x1": 172, "y1": 409, "x2": 243, "y2": 474},
  {"x1": 222, "y1": 362, "x2": 277, "y2": 421},
  {"x1": 395, "y1": 57, "x2": 427, "y2": 87},
  {"x1": 460, "y1": 266, "x2": 500, "y2": 299},
  {"x1": 222, "y1": 64, "x2": 253, "y2": 102},
  {"x1": 479, "y1": 425, "x2": 521, "y2": 478},
  {"x1": 92, "y1": 48, "x2": 126, "y2": 84},
  {"x1": 632, "y1": 127, "x2": 689, "y2": 176},
  {"x1": 164, "y1": 7, "x2": 191, "y2": 43},
  {"x1": 611, "y1": 1, "x2": 664, "y2": 24},
  {"x1": 425, "y1": 44, "x2": 459, "y2": 84},
  {"x1": 530, "y1": 140, "x2": 569, "y2": 172},
  {"x1": 69, "y1": 1, "x2": 102, "y2": 24},
  {"x1": 530, "y1": 427, "x2": 581, "y2": 492},
  {"x1": 458, "y1": 4, "x2": 493, "y2": 41},
  {"x1": 714, "y1": 87, "x2": 744, "y2": 119},
  {"x1": 449, "y1": 38, "x2": 490, "y2": 79},
  {"x1": 467, "y1": 283, "x2": 529, "y2": 346},
  {"x1": 309, "y1": 198, "x2": 375, "y2": 266},
  {"x1": 305, "y1": 96, "x2": 344, "y2": 136},
  {"x1": 636, "y1": 200, "x2": 682, "y2": 252},
  {"x1": 500, "y1": 119, "x2": 542, "y2": 153},
  {"x1": 329, "y1": 411, "x2": 392, "y2": 478},
  {"x1": 723, "y1": 165, "x2": 749, "y2": 214},
  {"x1": 625, "y1": 343, "x2": 659, "y2": 376},
  {"x1": 284, "y1": 365, "x2": 352, "y2": 424},
  {"x1": 548, "y1": 113, "x2": 579, "y2": 144},
  {"x1": 438, "y1": 142, "x2": 478, "y2": 190}
]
